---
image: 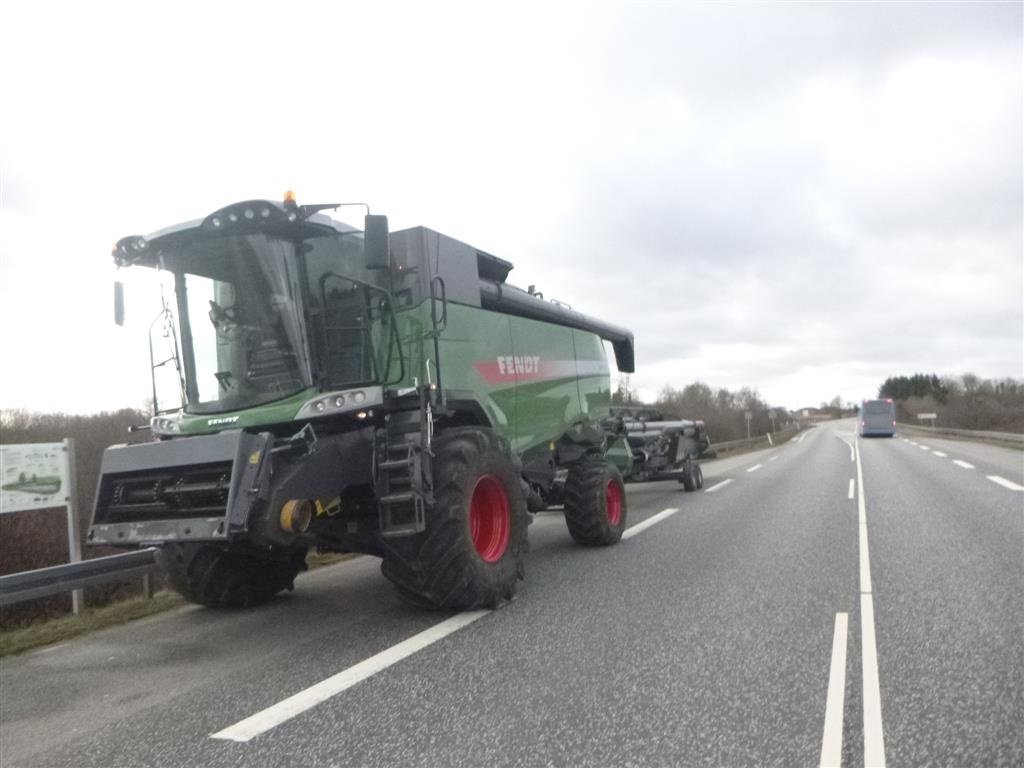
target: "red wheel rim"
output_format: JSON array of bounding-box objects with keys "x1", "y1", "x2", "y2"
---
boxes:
[
  {"x1": 605, "y1": 479, "x2": 623, "y2": 526},
  {"x1": 469, "y1": 475, "x2": 511, "y2": 563}
]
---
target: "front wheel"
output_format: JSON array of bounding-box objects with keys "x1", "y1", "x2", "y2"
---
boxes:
[
  {"x1": 563, "y1": 458, "x2": 627, "y2": 545},
  {"x1": 380, "y1": 428, "x2": 529, "y2": 610},
  {"x1": 156, "y1": 542, "x2": 307, "y2": 608}
]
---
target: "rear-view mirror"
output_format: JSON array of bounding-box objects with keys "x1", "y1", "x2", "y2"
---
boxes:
[{"x1": 364, "y1": 214, "x2": 390, "y2": 270}]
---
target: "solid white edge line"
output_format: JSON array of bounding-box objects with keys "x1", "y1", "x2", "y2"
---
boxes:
[
  {"x1": 819, "y1": 612, "x2": 849, "y2": 768},
  {"x1": 848, "y1": 479, "x2": 855, "y2": 500},
  {"x1": 861, "y1": 594, "x2": 886, "y2": 768},
  {"x1": 746, "y1": 464, "x2": 763, "y2": 473},
  {"x1": 931, "y1": 451, "x2": 947, "y2": 457},
  {"x1": 952, "y1": 460, "x2": 975, "y2": 469},
  {"x1": 858, "y1": 523, "x2": 871, "y2": 594},
  {"x1": 704, "y1": 479, "x2": 734, "y2": 494},
  {"x1": 211, "y1": 610, "x2": 489, "y2": 742},
  {"x1": 621, "y1": 507, "x2": 679, "y2": 540},
  {"x1": 856, "y1": 438, "x2": 886, "y2": 767},
  {"x1": 987, "y1": 475, "x2": 1024, "y2": 491}
]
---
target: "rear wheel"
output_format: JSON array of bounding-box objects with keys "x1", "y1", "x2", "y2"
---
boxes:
[
  {"x1": 380, "y1": 428, "x2": 528, "y2": 609},
  {"x1": 563, "y1": 458, "x2": 627, "y2": 545},
  {"x1": 156, "y1": 542, "x2": 307, "y2": 608}
]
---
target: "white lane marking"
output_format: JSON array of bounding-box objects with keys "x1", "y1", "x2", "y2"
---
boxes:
[
  {"x1": 858, "y1": 521, "x2": 872, "y2": 594},
  {"x1": 211, "y1": 611, "x2": 489, "y2": 742},
  {"x1": 704, "y1": 479, "x2": 733, "y2": 494},
  {"x1": 918, "y1": 445, "x2": 931, "y2": 451},
  {"x1": 848, "y1": 479, "x2": 855, "y2": 500},
  {"x1": 746, "y1": 464, "x2": 763, "y2": 473},
  {"x1": 931, "y1": 451, "x2": 947, "y2": 457},
  {"x1": 819, "y1": 612, "x2": 849, "y2": 768},
  {"x1": 769, "y1": 455, "x2": 779, "y2": 462},
  {"x1": 850, "y1": 443, "x2": 855, "y2": 462},
  {"x1": 856, "y1": 439, "x2": 887, "y2": 767},
  {"x1": 987, "y1": 475, "x2": 1024, "y2": 491},
  {"x1": 621, "y1": 507, "x2": 679, "y2": 540},
  {"x1": 861, "y1": 593, "x2": 886, "y2": 767},
  {"x1": 952, "y1": 460, "x2": 974, "y2": 469},
  {"x1": 908, "y1": 441, "x2": 918, "y2": 446}
]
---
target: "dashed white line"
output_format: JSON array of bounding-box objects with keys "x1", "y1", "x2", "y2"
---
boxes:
[
  {"x1": 987, "y1": 475, "x2": 1024, "y2": 491},
  {"x1": 704, "y1": 479, "x2": 733, "y2": 494},
  {"x1": 848, "y1": 479, "x2": 855, "y2": 500},
  {"x1": 931, "y1": 451, "x2": 947, "y2": 457},
  {"x1": 952, "y1": 460, "x2": 975, "y2": 469},
  {"x1": 819, "y1": 612, "x2": 849, "y2": 768},
  {"x1": 918, "y1": 445, "x2": 931, "y2": 451},
  {"x1": 908, "y1": 441, "x2": 919, "y2": 446},
  {"x1": 746, "y1": 464, "x2": 763, "y2": 473},
  {"x1": 211, "y1": 610, "x2": 490, "y2": 742},
  {"x1": 769, "y1": 455, "x2": 779, "y2": 462},
  {"x1": 621, "y1": 507, "x2": 680, "y2": 540}
]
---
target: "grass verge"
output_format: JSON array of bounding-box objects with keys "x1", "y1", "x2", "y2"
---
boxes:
[
  {"x1": 0, "y1": 551, "x2": 362, "y2": 658},
  {"x1": 0, "y1": 590, "x2": 186, "y2": 657}
]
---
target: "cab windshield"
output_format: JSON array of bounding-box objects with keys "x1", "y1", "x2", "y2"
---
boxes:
[{"x1": 171, "y1": 234, "x2": 313, "y2": 415}]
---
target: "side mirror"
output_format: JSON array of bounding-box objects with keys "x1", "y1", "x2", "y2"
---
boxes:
[
  {"x1": 114, "y1": 281, "x2": 125, "y2": 326},
  {"x1": 364, "y1": 214, "x2": 390, "y2": 270}
]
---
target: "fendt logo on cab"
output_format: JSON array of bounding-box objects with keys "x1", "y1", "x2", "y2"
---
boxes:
[{"x1": 207, "y1": 416, "x2": 240, "y2": 426}]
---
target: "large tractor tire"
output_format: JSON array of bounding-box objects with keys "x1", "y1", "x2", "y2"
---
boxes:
[
  {"x1": 156, "y1": 542, "x2": 307, "y2": 608},
  {"x1": 563, "y1": 458, "x2": 627, "y2": 545},
  {"x1": 380, "y1": 428, "x2": 529, "y2": 610}
]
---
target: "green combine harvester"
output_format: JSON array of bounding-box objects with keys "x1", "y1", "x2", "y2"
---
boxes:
[{"x1": 89, "y1": 193, "x2": 637, "y2": 609}]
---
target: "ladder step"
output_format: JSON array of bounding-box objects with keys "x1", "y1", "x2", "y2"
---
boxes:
[
  {"x1": 379, "y1": 491, "x2": 415, "y2": 505},
  {"x1": 379, "y1": 458, "x2": 413, "y2": 470}
]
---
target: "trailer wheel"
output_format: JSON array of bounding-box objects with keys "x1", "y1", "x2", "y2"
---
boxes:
[
  {"x1": 562, "y1": 458, "x2": 627, "y2": 545},
  {"x1": 380, "y1": 428, "x2": 528, "y2": 610},
  {"x1": 680, "y1": 460, "x2": 702, "y2": 492},
  {"x1": 156, "y1": 543, "x2": 308, "y2": 608}
]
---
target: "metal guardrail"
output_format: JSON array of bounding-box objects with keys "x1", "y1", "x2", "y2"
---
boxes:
[
  {"x1": 709, "y1": 426, "x2": 802, "y2": 456},
  {"x1": 896, "y1": 423, "x2": 1024, "y2": 446},
  {"x1": 0, "y1": 549, "x2": 158, "y2": 606}
]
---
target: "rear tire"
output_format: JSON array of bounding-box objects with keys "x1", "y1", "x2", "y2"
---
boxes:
[
  {"x1": 680, "y1": 459, "x2": 700, "y2": 492},
  {"x1": 156, "y1": 542, "x2": 307, "y2": 608},
  {"x1": 563, "y1": 458, "x2": 627, "y2": 545},
  {"x1": 380, "y1": 428, "x2": 528, "y2": 610}
]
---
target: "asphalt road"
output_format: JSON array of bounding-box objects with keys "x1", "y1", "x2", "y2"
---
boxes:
[{"x1": 1, "y1": 421, "x2": 1021, "y2": 767}]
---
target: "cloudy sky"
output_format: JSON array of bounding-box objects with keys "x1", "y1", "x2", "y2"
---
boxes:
[{"x1": 1, "y1": 1, "x2": 1021, "y2": 413}]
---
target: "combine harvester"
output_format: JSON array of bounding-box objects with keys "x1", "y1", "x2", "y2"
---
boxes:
[{"x1": 90, "y1": 193, "x2": 642, "y2": 610}]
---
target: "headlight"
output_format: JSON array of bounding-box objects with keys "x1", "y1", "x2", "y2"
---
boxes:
[{"x1": 150, "y1": 416, "x2": 181, "y2": 435}]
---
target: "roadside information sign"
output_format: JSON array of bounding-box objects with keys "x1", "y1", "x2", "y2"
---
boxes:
[{"x1": 1, "y1": 442, "x2": 70, "y2": 514}]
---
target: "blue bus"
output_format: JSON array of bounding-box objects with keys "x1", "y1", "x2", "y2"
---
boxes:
[{"x1": 859, "y1": 399, "x2": 896, "y2": 437}]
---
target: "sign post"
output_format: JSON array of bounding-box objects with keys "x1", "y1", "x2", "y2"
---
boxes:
[
  {"x1": 745, "y1": 411, "x2": 752, "y2": 441},
  {"x1": 0, "y1": 439, "x2": 82, "y2": 614}
]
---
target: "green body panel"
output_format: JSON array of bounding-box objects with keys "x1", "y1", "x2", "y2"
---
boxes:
[
  {"x1": 605, "y1": 434, "x2": 634, "y2": 476},
  {"x1": 393, "y1": 300, "x2": 612, "y2": 456}
]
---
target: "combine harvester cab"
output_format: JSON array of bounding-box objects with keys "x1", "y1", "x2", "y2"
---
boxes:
[{"x1": 90, "y1": 194, "x2": 636, "y2": 609}]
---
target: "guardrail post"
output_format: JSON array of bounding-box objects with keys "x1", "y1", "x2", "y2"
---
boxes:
[
  {"x1": 142, "y1": 572, "x2": 152, "y2": 600},
  {"x1": 64, "y1": 438, "x2": 83, "y2": 615}
]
